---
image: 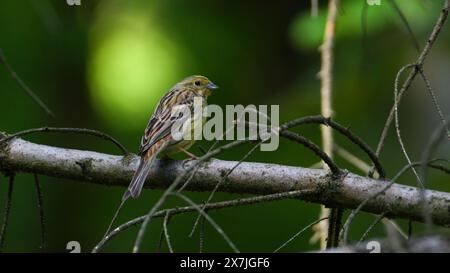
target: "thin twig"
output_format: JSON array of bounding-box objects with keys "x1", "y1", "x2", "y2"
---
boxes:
[
  {"x1": 92, "y1": 190, "x2": 310, "y2": 252},
  {"x1": 0, "y1": 175, "x2": 14, "y2": 252},
  {"x1": 408, "y1": 220, "x2": 413, "y2": 240},
  {"x1": 417, "y1": 68, "x2": 450, "y2": 139},
  {"x1": 163, "y1": 211, "x2": 173, "y2": 253},
  {"x1": 393, "y1": 63, "x2": 424, "y2": 187},
  {"x1": 388, "y1": 0, "x2": 421, "y2": 52},
  {"x1": 280, "y1": 130, "x2": 341, "y2": 175},
  {"x1": 331, "y1": 206, "x2": 343, "y2": 247},
  {"x1": 319, "y1": 0, "x2": 337, "y2": 157},
  {"x1": 390, "y1": 67, "x2": 447, "y2": 236},
  {"x1": 189, "y1": 141, "x2": 263, "y2": 237},
  {"x1": 170, "y1": 192, "x2": 239, "y2": 253},
  {"x1": 282, "y1": 116, "x2": 385, "y2": 178},
  {"x1": 0, "y1": 127, "x2": 129, "y2": 155},
  {"x1": 333, "y1": 144, "x2": 376, "y2": 177},
  {"x1": 102, "y1": 198, "x2": 127, "y2": 241},
  {"x1": 0, "y1": 48, "x2": 54, "y2": 117},
  {"x1": 157, "y1": 225, "x2": 165, "y2": 252},
  {"x1": 371, "y1": 0, "x2": 450, "y2": 175},
  {"x1": 395, "y1": 159, "x2": 449, "y2": 180},
  {"x1": 381, "y1": 218, "x2": 408, "y2": 240},
  {"x1": 199, "y1": 212, "x2": 206, "y2": 253},
  {"x1": 33, "y1": 174, "x2": 46, "y2": 250},
  {"x1": 317, "y1": 0, "x2": 338, "y2": 250},
  {"x1": 357, "y1": 213, "x2": 387, "y2": 245},
  {"x1": 273, "y1": 217, "x2": 329, "y2": 253},
  {"x1": 419, "y1": 118, "x2": 450, "y2": 233}
]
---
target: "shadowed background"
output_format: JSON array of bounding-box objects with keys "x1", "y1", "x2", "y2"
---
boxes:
[{"x1": 0, "y1": 0, "x2": 449, "y2": 252}]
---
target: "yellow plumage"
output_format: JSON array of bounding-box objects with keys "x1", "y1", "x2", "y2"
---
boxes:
[{"x1": 123, "y1": 75, "x2": 218, "y2": 200}]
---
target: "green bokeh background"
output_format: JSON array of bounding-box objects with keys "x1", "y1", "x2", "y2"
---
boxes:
[{"x1": 0, "y1": 0, "x2": 449, "y2": 252}]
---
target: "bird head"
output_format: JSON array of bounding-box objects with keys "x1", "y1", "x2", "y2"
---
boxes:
[{"x1": 180, "y1": 75, "x2": 219, "y2": 97}]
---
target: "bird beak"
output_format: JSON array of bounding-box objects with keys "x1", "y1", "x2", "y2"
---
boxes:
[{"x1": 207, "y1": 82, "x2": 219, "y2": 90}]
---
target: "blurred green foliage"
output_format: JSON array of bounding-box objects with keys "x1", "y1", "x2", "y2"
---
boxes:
[
  {"x1": 290, "y1": 0, "x2": 428, "y2": 50},
  {"x1": 0, "y1": 0, "x2": 449, "y2": 252}
]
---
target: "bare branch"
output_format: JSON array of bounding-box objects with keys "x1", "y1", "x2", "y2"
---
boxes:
[
  {"x1": 33, "y1": 174, "x2": 46, "y2": 250},
  {"x1": 417, "y1": 69, "x2": 450, "y2": 139},
  {"x1": 163, "y1": 211, "x2": 173, "y2": 253},
  {"x1": 273, "y1": 217, "x2": 329, "y2": 253},
  {"x1": 0, "y1": 48, "x2": 54, "y2": 117},
  {"x1": 317, "y1": 0, "x2": 338, "y2": 250},
  {"x1": 0, "y1": 127, "x2": 129, "y2": 156},
  {"x1": 358, "y1": 213, "x2": 387, "y2": 244},
  {"x1": 388, "y1": 0, "x2": 421, "y2": 52},
  {"x1": 0, "y1": 175, "x2": 14, "y2": 252},
  {"x1": 372, "y1": 0, "x2": 450, "y2": 174},
  {"x1": 2, "y1": 138, "x2": 450, "y2": 228},
  {"x1": 93, "y1": 190, "x2": 313, "y2": 252},
  {"x1": 171, "y1": 192, "x2": 239, "y2": 253}
]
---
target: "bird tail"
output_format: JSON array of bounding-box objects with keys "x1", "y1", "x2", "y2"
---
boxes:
[
  {"x1": 122, "y1": 154, "x2": 156, "y2": 201},
  {"x1": 104, "y1": 155, "x2": 155, "y2": 238},
  {"x1": 104, "y1": 148, "x2": 158, "y2": 239}
]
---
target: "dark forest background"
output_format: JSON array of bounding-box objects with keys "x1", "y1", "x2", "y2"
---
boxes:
[{"x1": 0, "y1": 0, "x2": 449, "y2": 252}]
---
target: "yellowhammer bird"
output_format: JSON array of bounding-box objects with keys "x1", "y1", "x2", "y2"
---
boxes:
[{"x1": 122, "y1": 75, "x2": 219, "y2": 200}]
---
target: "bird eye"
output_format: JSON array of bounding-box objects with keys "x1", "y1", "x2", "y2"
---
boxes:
[{"x1": 194, "y1": 80, "x2": 201, "y2": 86}]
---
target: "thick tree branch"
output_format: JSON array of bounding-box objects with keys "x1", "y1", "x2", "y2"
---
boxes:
[{"x1": 1, "y1": 138, "x2": 450, "y2": 227}]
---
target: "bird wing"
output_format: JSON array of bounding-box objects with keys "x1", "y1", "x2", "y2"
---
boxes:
[{"x1": 139, "y1": 88, "x2": 195, "y2": 155}]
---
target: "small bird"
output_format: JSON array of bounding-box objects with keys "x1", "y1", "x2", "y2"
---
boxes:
[
  {"x1": 103, "y1": 76, "x2": 218, "y2": 238},
  {"x1": 123, "y1": 75, "x2": 219, "y2": 200}
]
